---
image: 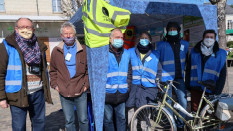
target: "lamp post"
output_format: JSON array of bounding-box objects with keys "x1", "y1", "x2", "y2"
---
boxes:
[{"x1": 36, "y1": 0, "x2": 39, "y2": 16}]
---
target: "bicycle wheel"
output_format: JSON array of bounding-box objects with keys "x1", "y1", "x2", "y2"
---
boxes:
[
  {"x1": 198, "y1": 99, "x2": 222, "y2": 130},
  {"x1": 130, "y1": 104, "x2": 176, "y2": 131}
]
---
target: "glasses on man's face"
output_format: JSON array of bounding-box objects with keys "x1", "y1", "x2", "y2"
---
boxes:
[
  {"x1": 63, "y1": 33, "x2": 74, "y2": 37},
  {"x1": 17, "y1": 26, "x2": 33, "y2": 30}
]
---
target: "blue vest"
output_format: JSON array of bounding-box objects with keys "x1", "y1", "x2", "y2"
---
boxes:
[
  {"x1": 156, "y1": 40, "x2": 189, "y2": 82},
  {"x1": 106, "y1": 49, "x2": 130, "y2": 94},
  {"x1": 3, "y1": 39, "x2": 22, "y2": 93},
  {"x1": 190, "y1": 48, "x2": 227, "y2": 93},
  {"x1": 130, "y1": 48, "x2": 159, "y2": 87}
]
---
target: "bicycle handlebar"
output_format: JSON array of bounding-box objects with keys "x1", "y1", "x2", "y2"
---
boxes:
[{"x1": 156, "y1": 78, "x2": 179, "y2": 91}]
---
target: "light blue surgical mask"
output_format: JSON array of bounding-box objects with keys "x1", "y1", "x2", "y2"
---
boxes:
[
  {"x1": 168, "y1": 31, "x2": 178, "y2": 36},
  {"x1": 112, "y1": 39, "x2": 123, "y2": 48},
  {"x1": 140, "y1": 39, "x2": 149, "y2": 47}
]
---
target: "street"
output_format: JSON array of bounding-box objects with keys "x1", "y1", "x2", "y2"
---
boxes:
[{"x1": 0, "y1": 67, "x2": 233, "y2": 130}]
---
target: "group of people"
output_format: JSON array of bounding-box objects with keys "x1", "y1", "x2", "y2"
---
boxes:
[
  {"x1": 104, "y1": 22, "x2": 227, "y2": 131},
  {"x1": 0, "y1": 17, "x2": 227, "y2": 131}
]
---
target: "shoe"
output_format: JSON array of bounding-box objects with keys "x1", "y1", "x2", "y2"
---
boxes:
[{"x1": 177, "y1": 127, "x2": 184, "y2": 131}]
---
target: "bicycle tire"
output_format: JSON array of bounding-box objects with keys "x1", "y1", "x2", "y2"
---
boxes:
[
  {"x1": 198, "y1": 99, "x2": 222, "y2": 130},
  {"x1": 130, "y1": 104, "x2": 176, "y2": 131}
]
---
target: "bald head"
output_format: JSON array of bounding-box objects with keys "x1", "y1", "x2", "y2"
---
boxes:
[{"x1": 15, "y1": 18, "x2": 35, "y2": 34}]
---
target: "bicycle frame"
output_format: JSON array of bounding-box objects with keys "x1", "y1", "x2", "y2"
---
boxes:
[{"x1": 153, "y1": 83, "x2": 221, "y2": 130}]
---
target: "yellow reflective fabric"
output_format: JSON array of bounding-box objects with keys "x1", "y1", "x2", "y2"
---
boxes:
[
  {"x1": 140, "y1": 53, "x2": 146, "y2": 61},
  {"x1": 82, "y1": 0, "x2": 131, "y2": 48}
]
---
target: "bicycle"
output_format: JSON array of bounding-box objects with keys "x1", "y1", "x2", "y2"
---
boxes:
[{"x1": 130, "y1": 79, "x2": 231, "y2": 131}]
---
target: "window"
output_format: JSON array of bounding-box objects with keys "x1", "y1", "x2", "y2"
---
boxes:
[
  {"x1": 52, "y1": 0, "x2": 62, "y2": 13},
  {"x1": 228, "y1": 20, "x2": 232, "y2": 29},
  {"x1": 0, "y1": 0, "x2": 5, "y2": 12}
]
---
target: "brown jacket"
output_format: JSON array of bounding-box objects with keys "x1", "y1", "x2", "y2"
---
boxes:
[
  {"x1": 0, "y1": 32, "x2": 53, "y2": 107},
  {"x1": 49, "y1": 40, "x2": 89, "y2": 97}
]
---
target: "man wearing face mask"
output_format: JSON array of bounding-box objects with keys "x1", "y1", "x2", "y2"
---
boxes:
[
  {"x1": 0, "y1": 18, "x2": 52, "y2": 130},
  {"x1": 104, "y1": 28, "x2": 131, "y2": 131},
  {"x1": 49, "y1": 22, "x2": 89, "y2": 131},
  {"x1": 156, "y1": 22, "x2": 189, "y2": 130},
  {"x1": 185, "y1": 30, "x2": 227, "y2": 112}
]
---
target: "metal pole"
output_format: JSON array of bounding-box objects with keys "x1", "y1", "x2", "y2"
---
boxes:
[{"x1": 36, "y1": 0, "x2": 39, "y2": 16}]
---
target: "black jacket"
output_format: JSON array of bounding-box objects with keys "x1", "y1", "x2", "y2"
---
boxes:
[{"x1": 185, "y1": 41, "x2": 226, "y2": 95}]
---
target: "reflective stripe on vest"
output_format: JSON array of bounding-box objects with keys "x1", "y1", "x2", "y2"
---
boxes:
[
  {"x1": 3, "y1": 39, "x2": 23, "y2": 93},
  {"x1": 106, "y1": 49, "x2": 130, "y2": 94},
  {"x1": 190, "y1": 48, "x2": 227, "y2": 93},
  {"x1": 130, "y1": 48, "x2": 159, "y2": 87},
  {"x1": 106, "y1": 84, "x2": 128, "y2": 89},
  {"x1": 156, "y1": 40, "x2": 189, "y2": 82},
  {"x1": 204, "y1": 69, "x2": 220, "y2": 77},
  {"x1": 82, "y1": 0, "x2": 131, "y2": 48},
  {"x1": 107, "y1": 72, "x2": 127, "y2": 77}
]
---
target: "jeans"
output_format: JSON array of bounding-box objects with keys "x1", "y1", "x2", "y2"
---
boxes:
[
  {"x1": 60, "y1": 92, "x2": 89, "y2": 131},
  {"x1": 126, "y1": 84, "x2": 158, "y2": 109},
  {"x1": 104, "y1": 102, "x2": 126, "y2": 131},
  {"x1": 166, "y1": 79, "x2": 187, "y2": 128},
  {"x1": 10, "y1": 90, "x2": 45, "y2": 131}
]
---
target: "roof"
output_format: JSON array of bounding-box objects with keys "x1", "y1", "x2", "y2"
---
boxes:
[
  {"x1": 0, "y1": 15, "x2": 69, "y2": 22},
  {"x1": 226, "y1": 5, "x2": 233, "y2": 14}
]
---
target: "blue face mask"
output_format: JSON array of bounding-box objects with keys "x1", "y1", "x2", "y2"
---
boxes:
[
  {"x1": 112, "y1": 39, "x2": 123, "y2": 48},
  {"x1": 168, "y1": 31, "x2": 178, "y2": 36},
  {"x1": 140, "y1": 39, "x2": 149, "y2": 47}
]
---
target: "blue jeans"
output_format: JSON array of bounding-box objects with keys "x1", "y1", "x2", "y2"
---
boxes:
[
  {"x1": 60, "y1": 92, "x2": 89, "y2": 131},
  {"x1": 10, "y1": 90, "x2": 45, "y2": 131},
  {"x1": 104, "y1": 102, "x2": 126, "y2": 131},
  {"x1": 166, "y1": 79, "x2": 187, "y2": 128}
]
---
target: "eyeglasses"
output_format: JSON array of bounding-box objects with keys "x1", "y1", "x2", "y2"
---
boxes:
[
  {"x1": 63, "y1": 33, "x2": 75, "y2": 37},
  {"x1": 17, "y1": 26, "x2": 33, "y2": 30}
]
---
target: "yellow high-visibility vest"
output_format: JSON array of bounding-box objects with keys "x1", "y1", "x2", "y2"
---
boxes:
[{"x1": 82, "y1": 0, "x2": 131, "y2": 48}]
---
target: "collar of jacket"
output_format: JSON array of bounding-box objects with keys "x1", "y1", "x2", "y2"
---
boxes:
[
  {"x1": 57, "y1": 40, "x2": 83, "y2": 53},
  {"x1": 194, "y1": 40, "x2": 219, "y2": 54},
  {"x1": 135, "y1": 45, "x2": 152, "y2": 56},
  {"x1": 109, "y1": 44, "x2": 123, "y2": 54},
  {"x1": 5, "y1": 32, "x2": 47, "y2": 52}
]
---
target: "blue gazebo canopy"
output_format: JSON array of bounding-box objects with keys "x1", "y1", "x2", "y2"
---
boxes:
[{"x1": 70, "y1": 0, "x2": 217, "y2": 35}]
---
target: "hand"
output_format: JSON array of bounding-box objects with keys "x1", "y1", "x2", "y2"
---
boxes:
[
  {"x1": 83, "y1": 87, "x2": 87, "y2": 92},
  {"x1": 0, "y1": 100, "x2": 9, "y2": 108},
  {"x1": 55, "y1": 86, "x2": 60, "y2": 92}
]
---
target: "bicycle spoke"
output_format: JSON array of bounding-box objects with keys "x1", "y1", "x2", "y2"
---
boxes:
[{"x1": 132, "y1": 105, "x2": 173, "y2": 131}]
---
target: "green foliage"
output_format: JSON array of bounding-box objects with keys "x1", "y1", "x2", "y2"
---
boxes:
[
  {"x1": 231, "y1": 4, "x2": 233, "y2": 8},
  {"x1": 227, "y1": 41, "x2": 233, "y2": 48},
  {"x1": 228, "y1": 51, "x2": 233, "y2": 59}
]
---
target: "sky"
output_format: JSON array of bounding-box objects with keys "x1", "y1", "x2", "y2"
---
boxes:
[{"x1": 228, "y1": 0, "x2": 233, "y2": 5}]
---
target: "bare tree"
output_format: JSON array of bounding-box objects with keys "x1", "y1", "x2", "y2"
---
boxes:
[
  {"x1": 61, "y1": 0, "x2": 83, "y2": 18},
  {"x1": 210, "y1": 0, "x2": 229, "y2": 93}
]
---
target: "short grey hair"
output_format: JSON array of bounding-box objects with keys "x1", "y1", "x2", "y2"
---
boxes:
[
  {"x1": 60, "y1": 22, "x2": 76, "y2": 34},
  {"x1": 110, "y1": 28, "x2": 122, "y2": 38},
  {"x1": 15, "y1": 17, "x2": 34, "y2": 28}
]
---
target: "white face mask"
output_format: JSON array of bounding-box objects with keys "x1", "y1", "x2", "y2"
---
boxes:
[
  {"x1": 18, "y1": 28, "x2": 33, "y2": 39},
  {"x1": 203, "y1": 38, "x2": 215, "y2": 47}
]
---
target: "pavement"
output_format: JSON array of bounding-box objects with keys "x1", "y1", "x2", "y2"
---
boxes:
[{"x1": 0, "y1": 67, "x2": 233, "y2": 131}]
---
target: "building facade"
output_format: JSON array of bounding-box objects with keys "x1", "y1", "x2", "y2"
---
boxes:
[{"x1": 0, "y1": 0, "x2": 69, "y2": 62}]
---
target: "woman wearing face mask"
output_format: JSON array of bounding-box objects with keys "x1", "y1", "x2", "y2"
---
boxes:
[
  {"x1": 126, "y1": 32, "x2": 159, "y2": 113},
  {"x1": 185, "y1": 30, "x2": 227, "y2": 112}
]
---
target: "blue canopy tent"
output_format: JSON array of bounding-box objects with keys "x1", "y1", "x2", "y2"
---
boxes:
[{"x1": 70, "y1": 0, "x2": 217, "y2": 130}]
